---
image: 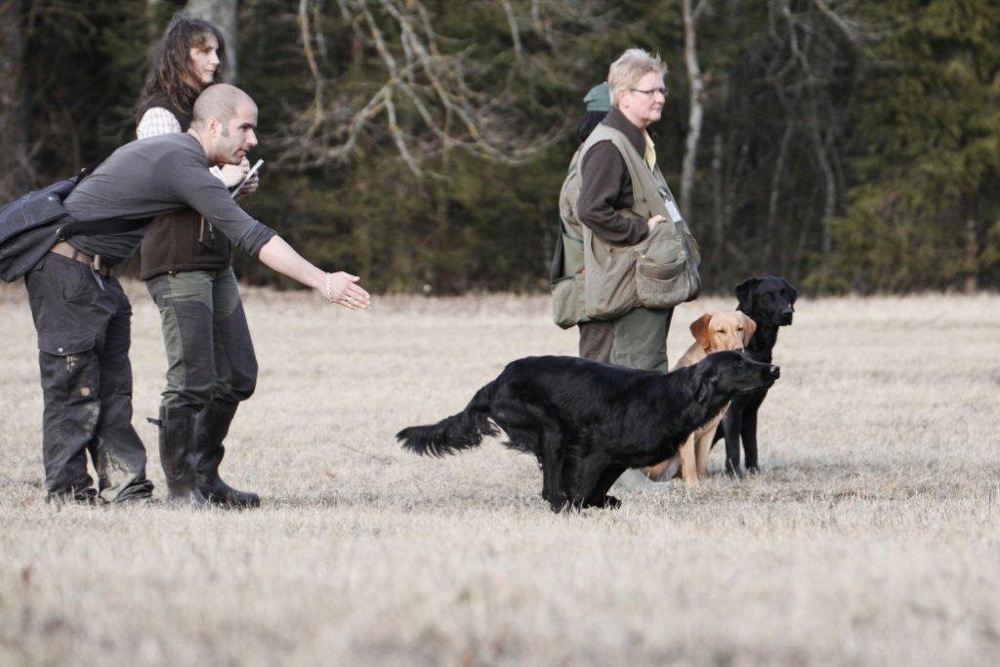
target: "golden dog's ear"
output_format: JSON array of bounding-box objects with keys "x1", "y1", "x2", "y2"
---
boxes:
[
  {"x1": 690, "y1": 313, "x2": 714, "y2": 350},
  {"x1": 740, "y1": 312, "x2": 757, "y2": 345}
]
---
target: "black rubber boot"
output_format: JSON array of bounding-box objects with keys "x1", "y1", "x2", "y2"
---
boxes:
[
  {"x1": 194, "y1": 403, "x2": 260, "y2": 508},
  {"x1": 155, "y1": 408, "x2": 207, "y2": 505}
]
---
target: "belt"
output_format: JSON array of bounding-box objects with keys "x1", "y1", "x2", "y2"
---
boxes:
[{"x1": 50, "y1": 241, "x2": 110, "y2": 277}]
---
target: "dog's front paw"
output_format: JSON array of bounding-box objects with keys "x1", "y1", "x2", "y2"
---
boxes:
[
  {"x1": 580, "y1": 494, "x2": 622, "y2": 510},
  {"x1": 548, "y1": 498, "x2": 570, "y2": 513},
  {"x1": 543, "y1": 490, "x2": 569, "y2": 513}
]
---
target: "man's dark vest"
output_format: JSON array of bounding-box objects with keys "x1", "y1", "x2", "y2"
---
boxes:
[{"x1": 137, "y1": 93, "x2": 232, "y2": 280}]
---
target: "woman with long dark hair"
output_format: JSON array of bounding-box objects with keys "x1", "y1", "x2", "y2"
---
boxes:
[{"x1": 137, "y1": 14, "x2": 261, "y2": 508}]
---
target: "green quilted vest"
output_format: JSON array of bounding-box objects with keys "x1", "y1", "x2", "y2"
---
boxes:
[{"x1": 576, "y1": 124, "x2": 701, "y2": 320}]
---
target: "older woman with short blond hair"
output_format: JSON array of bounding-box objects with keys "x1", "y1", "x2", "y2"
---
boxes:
[{"x1": 575, "y1": 48, "x2": 700, "y2": 372}]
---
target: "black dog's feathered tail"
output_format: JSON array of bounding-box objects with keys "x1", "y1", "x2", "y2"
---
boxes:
[{"x1": 396, "y1": 380, "x2": 500, "y2": 457}]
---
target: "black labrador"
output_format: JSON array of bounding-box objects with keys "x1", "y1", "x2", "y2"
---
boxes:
[
  {"x1": 397, "y1": 351, "x2": 780, "y2": 512},
  {"x1": 715, "y1": 275, "x2": 797, "y2": 476}
]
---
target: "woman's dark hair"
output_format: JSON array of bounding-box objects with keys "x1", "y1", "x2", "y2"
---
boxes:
[{"x1": 137, "y1": 14, "x2": 227, "y2": 121}]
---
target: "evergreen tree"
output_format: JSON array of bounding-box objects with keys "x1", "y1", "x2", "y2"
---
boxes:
[{"x1": 821, "y1": 0, "x2": 1000, "y2": 293}]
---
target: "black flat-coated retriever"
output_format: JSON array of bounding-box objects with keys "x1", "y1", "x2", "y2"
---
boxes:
[
  {"x1": 397, "y1": 351, "x2": 780, "y2": 512},
  {"x1": 715, "y1": 275, "x2": 797, "y2": 476}
]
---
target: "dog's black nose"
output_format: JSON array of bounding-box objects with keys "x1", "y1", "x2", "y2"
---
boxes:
[{"x1": 770, "y1": 365, "x2": 780, "y2": 379}]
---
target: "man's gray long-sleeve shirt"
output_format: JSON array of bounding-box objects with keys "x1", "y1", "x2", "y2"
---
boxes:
[{"x1": 64, "y1": 132, "x2": 276, "y2": 266}]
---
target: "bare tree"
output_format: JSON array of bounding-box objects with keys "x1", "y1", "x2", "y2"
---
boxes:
[
  {"x1": 275, "y1": 0, "x2": 566, "y2": 176},
  {"x1": 749, "y1": 0, "x2": 861, "y2": 267},
  {"x1": 0, "y1": 0, "x2": 30, "y2": 198},
  {"x1": 679, "y1": 0, "x2": 709, "y2": 226}
]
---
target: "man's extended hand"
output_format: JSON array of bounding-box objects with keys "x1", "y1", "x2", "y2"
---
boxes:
[{"x1": 324, "y1": 272, "x2": 371, "y2": 311}]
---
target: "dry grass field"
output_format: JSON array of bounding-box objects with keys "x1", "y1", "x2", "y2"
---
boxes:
[{"x1": 1, "y1": 281, "x2": 998, "y2": 665}]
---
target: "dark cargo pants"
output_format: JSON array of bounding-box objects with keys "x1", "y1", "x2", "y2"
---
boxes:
[
  {"x1": 145, "y1": 267, "x2": 257, "y2": 414},
  {"x1": 24, "y1": 253, "x2": 154, "y2": 502}
]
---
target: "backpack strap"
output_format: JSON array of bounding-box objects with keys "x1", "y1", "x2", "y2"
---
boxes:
[{"x1": 58, "y1": 216, "x2": 151, "y2": 239}]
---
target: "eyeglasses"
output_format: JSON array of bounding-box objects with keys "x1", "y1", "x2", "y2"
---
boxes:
[{"x1": 630, "y1": 87, "x2": 668, "y2": 98}]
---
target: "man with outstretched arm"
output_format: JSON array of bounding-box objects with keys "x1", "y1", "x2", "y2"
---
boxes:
[{"x1": 23, "y1": 83, "x2": 370, "y2": 506}]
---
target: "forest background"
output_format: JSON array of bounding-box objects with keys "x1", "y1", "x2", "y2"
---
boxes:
[{"x1": 1, "y1": 0, "x2": 998, "y2": 296}]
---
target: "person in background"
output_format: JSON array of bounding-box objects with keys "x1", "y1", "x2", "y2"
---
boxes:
[
  {"x1": 554, "y1": 83, "x2": 615, "y2": 362},
  {"x1": 136, "y1": 14, "x2": 262, "y2": 507},
  {"x1": 575, "y1": 48, "x2": 699, "y2": 372}
]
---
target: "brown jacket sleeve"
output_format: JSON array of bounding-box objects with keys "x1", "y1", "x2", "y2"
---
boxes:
[{"x1": 576, "y1": 140, "x2": 649, "y2": 246}]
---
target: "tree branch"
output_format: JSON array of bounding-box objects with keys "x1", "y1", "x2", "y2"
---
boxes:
[{"x1": 275, "y1": 0, "x2": 565, "y2": 176}]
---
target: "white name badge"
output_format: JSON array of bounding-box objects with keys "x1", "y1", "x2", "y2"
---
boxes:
[{"x1": 665, "y1": 199, "x2": 683, "y2": 223}]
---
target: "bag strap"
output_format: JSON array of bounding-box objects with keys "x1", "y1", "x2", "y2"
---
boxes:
[
  {"x1": 56, "y1": 154, "x2": 151, "y2": 238},
  {"x1": 549, "y1": 227, "x2": 565, "y2": 285},
  {"x1": 58, "y1": 216, "x2": 150, "y2": 239}
]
